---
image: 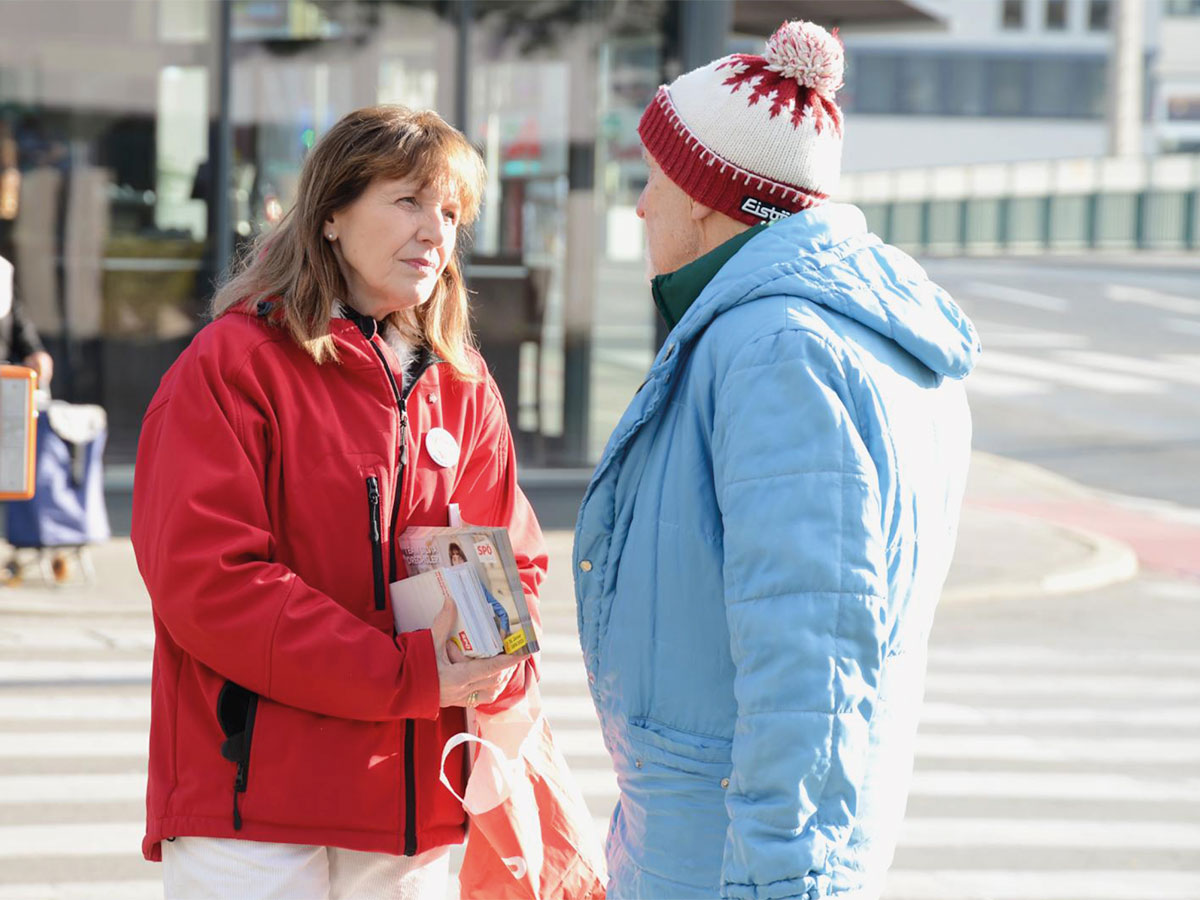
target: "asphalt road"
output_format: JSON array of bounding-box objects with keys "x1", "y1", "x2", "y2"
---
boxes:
[{"x1": 920, "y1": 255, "x2": 1200, "y2": 508}]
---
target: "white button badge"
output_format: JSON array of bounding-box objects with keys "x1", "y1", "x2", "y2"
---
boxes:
[{"x1": 424, "y1": 427, "x2": 460, "y2": 468}]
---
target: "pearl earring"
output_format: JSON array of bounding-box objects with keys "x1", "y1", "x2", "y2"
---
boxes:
[{"x1": 326, "y1": 233, "x2": 335, "y2": 240}]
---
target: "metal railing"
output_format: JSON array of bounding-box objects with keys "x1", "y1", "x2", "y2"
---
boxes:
[{"x1": 838, "y1": 154, "x2": 1200, "y2": 255}]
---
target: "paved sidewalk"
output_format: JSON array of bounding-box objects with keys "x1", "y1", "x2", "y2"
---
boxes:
[{"x1": 0, "y1": 451, "x2": 1144, "y2": 619}]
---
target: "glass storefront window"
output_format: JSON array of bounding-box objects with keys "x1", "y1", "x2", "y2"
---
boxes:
[
  {"x1": 0, "y1": 0, "x2": 674, "y2": 470},
  {"x1": 0, "y1": 0, "x2": 218, "y2": 461}
]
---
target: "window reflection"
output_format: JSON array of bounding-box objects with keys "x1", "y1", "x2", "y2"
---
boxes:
[{"x1": 0, "y1": 0, "x2": 671, "y2": 467}]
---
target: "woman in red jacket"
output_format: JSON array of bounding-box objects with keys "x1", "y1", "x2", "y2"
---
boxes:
[{"x1": 131, "y1": 105, "x2": 548, "y2": 899}]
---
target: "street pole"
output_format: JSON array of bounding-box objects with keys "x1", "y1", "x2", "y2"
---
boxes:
[
  {"x1": 454, "y1": 0, "x2": 473, "y2": 131},
  {"x1": 1108, "y1": 0, "x2": 1144, "y2": 158},
  {"x1": 213, "y1": 0, "x2": 234, "y2": 288},
  {"x1": 654, "y1": 0, "x2": 732, "y2": 350}
]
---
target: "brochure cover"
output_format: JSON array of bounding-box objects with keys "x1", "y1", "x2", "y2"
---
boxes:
[{"x1": 398, "y1": 525, "x2": 539, "y2": 656}]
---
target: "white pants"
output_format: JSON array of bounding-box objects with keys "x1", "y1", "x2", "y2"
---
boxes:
[{"x1": 162, "y1": 836, "x2": 451, "y2": 900}]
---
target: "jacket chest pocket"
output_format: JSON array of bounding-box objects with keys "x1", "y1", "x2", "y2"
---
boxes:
[
  {"x1": 366, "y1": 476, "x2": 386, "y2": 612},
  {"x1": 277, "y1": 453, "x2": 393, "y2": 624}
]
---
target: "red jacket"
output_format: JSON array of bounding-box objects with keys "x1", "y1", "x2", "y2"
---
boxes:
[{"x1": 131, "y1": 304, "x2": 547, "y2": 861}]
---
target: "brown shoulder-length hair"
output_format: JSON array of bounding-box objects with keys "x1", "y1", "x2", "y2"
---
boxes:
[{"x1": 211, "y1": 105, "x2": 486, "y2": 379}]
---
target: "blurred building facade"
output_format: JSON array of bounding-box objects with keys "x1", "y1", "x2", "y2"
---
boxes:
[
  {"x1": 0, "y1": 0, "x2": 951, "y2": 468},
  {"x1": 1157, "y1": 0, "x2": 1200, "y2": 153},
  {"x1": 3, "y1": 0, "x2": 1186, "y2": 471},
  {"x1": 0, "y1": 0, "x2": 682, "y2": 466},
  {"x1": 833, "y1": 1, "x2": 1200, "y2": 258},
  {"x1": 839, "y1": 0, "x2": 1171, "y2": 171}
]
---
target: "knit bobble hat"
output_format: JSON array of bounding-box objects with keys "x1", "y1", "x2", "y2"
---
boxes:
[{"x1": 637, "y1": 20, "x2": 845, "y2": 226}]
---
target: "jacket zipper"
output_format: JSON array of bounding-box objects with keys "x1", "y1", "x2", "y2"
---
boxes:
[
  {"x1": 367, "y1": 476, "x2": 386, "y2": 611},
  {"x1": 232, "y1": 696, "x2": 257, "y2": 830},
  {"x1": 363, "y1": 331, "x2": 436, "y2": 858},
  {"x1": 217, "y1": 681, "x2": 258, "y2": 832}
]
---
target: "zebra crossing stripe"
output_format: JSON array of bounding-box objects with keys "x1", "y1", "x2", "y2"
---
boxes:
[
  {"x1": 0, "y1": 694, "x2": 148, "y2": 720},
  {"x1": 964, "y1": 370, "x2": 1048, "y2": 397},
  {"x1": 0, "y1": 773, "x2": 145, "y2": 803},
  {"x1": 924, "y1": 671, "x2": 1200, "y2": 699},
  {"x1": 978, "y1": 350, "x2": 1165, "y2": 394},
  {"x1": 0, "y1": 881, "x2": 161, "y2": 900},
  {"x1": 1106, "y1": 284, "x2": 1200, "y2": 316},
  {"x1": 0, "y1": 821, "x2": 145, "y2": 858},
  {"x1": 0, "y1": 660, "x2": 151, "y2": 683},
  {"x1": 0, "y1": 627, "x2": 153, "y2": 651},
  {"x1": 928, "y1": 646, "x2": 1200, "y2": 670},
  {"x1": 914, "y1": 733, "x2": 1200, "y2": 764},
  {"x1": 1060, "y1": 348, "x2": 1200, "y2": 388},
  {"x1": 965, "y1": 282, "x2": 1069, "y2": 312},
  {"x1": 0, "y1": 731, "x2": 147, "y2": 758},
  {"x1": 907, "y1": 770, "x2": 1200, "y2": 803},
  {"x1": 1055, "y1": 349, "x2": 1200, "y2": 388},
  {"x1": 920, "y1": 700, "x2": 1200, "y2": 727},
  {"x1": 898, "y1": 817, "x2": 1200, "y2": 849},
  {"x1": 884, "y1": 869, "x2": 1200, "y2": 900},
  {"x1": 1168, "y1": 317, "x2": 1200, "y2": 336}
]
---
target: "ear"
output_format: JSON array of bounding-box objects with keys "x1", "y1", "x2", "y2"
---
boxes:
[{"x1": 689, "y1": 199, "x2": 716, "y2": 222}]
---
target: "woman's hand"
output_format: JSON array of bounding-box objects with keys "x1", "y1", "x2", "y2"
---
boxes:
[{"x1": 433, "y1": 598, "x2": 521, "y2": 708}]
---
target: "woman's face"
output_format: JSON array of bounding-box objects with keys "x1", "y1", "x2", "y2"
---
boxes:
[{"x1": 324, "y1": 175, "x2": 461, "y2": 319}]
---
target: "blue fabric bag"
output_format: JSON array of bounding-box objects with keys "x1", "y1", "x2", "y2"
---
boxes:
[{"x1": 6, "y1": 401, "x2": 111, "y2": 547}]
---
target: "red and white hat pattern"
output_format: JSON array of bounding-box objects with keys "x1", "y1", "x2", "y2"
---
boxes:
[{"x1": 638, "y1": 20, "x2": 844, "y2": 226}]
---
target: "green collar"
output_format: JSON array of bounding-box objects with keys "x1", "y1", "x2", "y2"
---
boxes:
[{"x1": 651, "y1": 224, "x2": 766, "y2": 331}]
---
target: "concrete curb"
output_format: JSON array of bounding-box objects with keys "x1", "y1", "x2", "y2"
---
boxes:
[{"x1": 942, "y1": 512, "x2": 1140, "y2": 604}]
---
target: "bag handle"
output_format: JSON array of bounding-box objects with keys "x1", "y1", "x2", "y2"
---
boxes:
[{"x1": 439, "y1": 731, "x2": 507, "y2": 804}]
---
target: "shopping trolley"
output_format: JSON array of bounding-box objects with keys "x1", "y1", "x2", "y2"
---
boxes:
[{"x1": 5, "y1": 399, "x2": 110, "y2": 584}]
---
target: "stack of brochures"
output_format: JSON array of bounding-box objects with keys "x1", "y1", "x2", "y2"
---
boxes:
[
  {"x1": 391, "y1": 524, "x2": 539, "y2": 659},
  {"x1": 389, "y1": 563, "x2": 504, "y2": 658}
]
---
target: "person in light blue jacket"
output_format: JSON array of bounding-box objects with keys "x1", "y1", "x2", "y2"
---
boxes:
[{"x1": 574, "y1": 21, "x2": 981, "y2": 900}]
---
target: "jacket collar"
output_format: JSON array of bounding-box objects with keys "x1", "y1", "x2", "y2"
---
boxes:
[{"x1": 650, "y1": 225, "x2": 766, "y2": 331}]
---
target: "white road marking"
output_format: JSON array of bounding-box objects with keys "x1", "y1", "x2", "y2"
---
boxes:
[
  {"x1": 970, "y1": 326, "x2": 1088, "y2": 350},
  {"x1": 964, "y1": 370, "x2": 1048, "y2": 397},
  {"x1": 908, "y1": 769, "x2": 1200, "y2": 803},
  {"x1": 1055, "y1": 349, "x2": 1200, "y2": 388},
  {"x1": 898, "y1": 817, "x2": 1200, "y2": 850},
  {"x1": 0, "y1": 731, "x2": 148, "y2": 758},
  {"x1": 966, "y1": 283, "x2": 1069, "y2": 312},
  {"x1": 924, "y1": 671, "x2": 1199, "y2": 698},
  {"x1": 0, "y1": 694, "x2": 149, "y2": 720},
  {"x1": 0, "y1": 773, "x2": 146, "y2": 803},
  {"x1": 0, "y1": 882, "x2": 161, "y2": 900},
  {"x1": 978, "y1": 349, "x2": 1166, "y2": 394},
  {"x1": 0, "y1": 660, "x2": 151, "y2": 683},
  {"x1": 0, "y1": 626, "x2": 153, "y2": 651},
  {"x1": 920, "y1": 700, "x2": 1200, "y2": 728},
  {"x1": 0, "y1": 821, "x2": 146, "y2": 858},
  {"x1": 1168, "y1": 317, "x2": 1200, "y2": 336},
  {"x1": 928, "y1": 645, "x2": 1200, "y2": 670},
  {"x1": 884, "y1": 869, "x2": 1200, "y2": 900},
  {"x1": 915, "y1": 732, "x2": 1200, "y2": 764},
  {"x1": 1107, "y1": 284, "x2": 1200, "y2": 317}
]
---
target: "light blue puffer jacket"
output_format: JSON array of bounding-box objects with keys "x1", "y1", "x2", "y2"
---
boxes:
[{"x1": 573, "y1": 204, "x2": 980, "y2": 900}]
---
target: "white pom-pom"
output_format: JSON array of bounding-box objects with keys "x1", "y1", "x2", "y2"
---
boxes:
[{"x1": 762, "y1": 20, "x2": 843, "y2": 97}]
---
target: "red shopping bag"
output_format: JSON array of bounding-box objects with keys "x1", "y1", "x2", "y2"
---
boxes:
[{"x1": 439, "y1": 681, "x2": 606, "y2": 900}]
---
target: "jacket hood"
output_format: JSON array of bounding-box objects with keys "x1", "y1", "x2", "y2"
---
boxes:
[{"x1": 670, "y1": 203, "x2": 980, "y2": 379}]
